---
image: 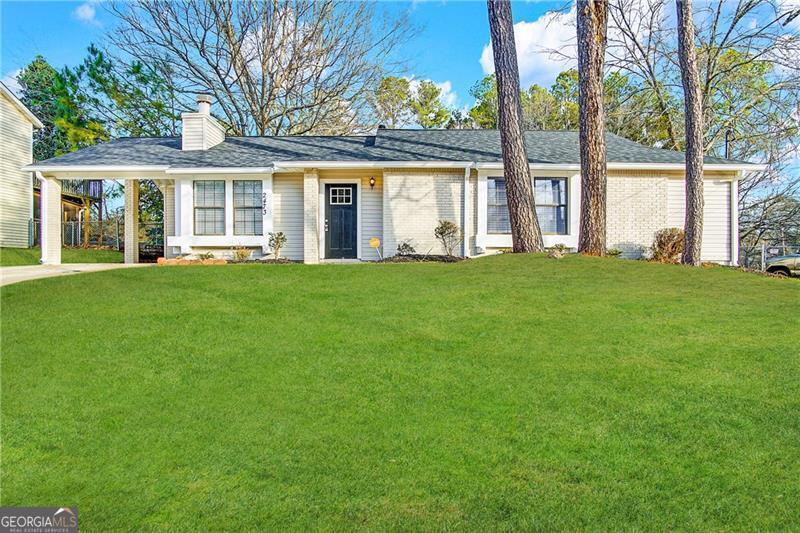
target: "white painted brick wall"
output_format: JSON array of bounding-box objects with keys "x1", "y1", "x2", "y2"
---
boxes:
[
  {"x1": 606, "y1": 174, "x2": 669, "y2": 258},
  {"x1": 124, "y1": 180, "x2": 140, "y2": 264},
  {"x1": 383, "y1": 169, "x2": 464, "y2": 256},
  {"x1": 163, "y1": 185, "x2": 179, "y2": 258}
]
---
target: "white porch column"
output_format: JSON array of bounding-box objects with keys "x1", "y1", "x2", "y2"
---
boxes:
[
  {"x1": 124, "y1": 180, "x2": 140, "y2": 264},
  {"x1": 303, "y1": 170, "x2": 319, "y2": 264},
  {"x1": 476, "y1": 172, "x2": 487, "y2": 253},
  {"x1": 40, "y1": 176, "x2": 62, "y2": 265},
  {"x1": 178, "y1": 179, "x2": 193, "y2": 255},
  {"x1": 262, "y1": 174, "x2": 274, "y2": 254}
]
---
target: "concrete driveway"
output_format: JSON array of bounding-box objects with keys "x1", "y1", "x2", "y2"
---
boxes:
[{"x1": 0, "y1": 263, "x2": 151, "y2": 287}]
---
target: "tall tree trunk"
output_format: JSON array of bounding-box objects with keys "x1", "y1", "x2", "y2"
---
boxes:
[
  {"x1": 676, "y1": 0, "x2": 704, "y2": 266},
  {"x1": 487, "y1": 0, "x2": 543, "y2": 253},
  {"x1": 577, "y1": 0, "x2": 609, "y2": 256}
]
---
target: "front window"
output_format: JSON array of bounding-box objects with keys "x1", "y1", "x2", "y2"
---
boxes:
[
  {"x1": 488, "y1": 178, "x2": 511, "y2": 233},
  {"x1": 234, "y1": 181, "x2": 263, "y2": 235},
  {"x1": 194, "y1": 180, "x2": 225, "y2": 235},
  {"x1": 534, "y1": 178, "x2": 568, "y2": 234},
  {"x1": 487, "y1": 177, "x2": 568, "y2": 235}
]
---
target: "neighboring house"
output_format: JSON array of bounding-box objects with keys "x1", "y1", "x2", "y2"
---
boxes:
[
  {"x1": 26, "y1": 95, "x2": 764, "y2": 265},
  {"x1": 1, "y1": 81, "x2": 42, "y2": 248},
  {"x1": 0, "y1": 82, "x2": 103, "y2": 249},
  {"x1": 31, "y1": 178, "x2": 103, "y2": 245}
]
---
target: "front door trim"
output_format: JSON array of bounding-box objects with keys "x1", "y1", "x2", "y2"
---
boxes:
[{"x1": 318, "y1": 178, "x2": 362, "y2": 260}]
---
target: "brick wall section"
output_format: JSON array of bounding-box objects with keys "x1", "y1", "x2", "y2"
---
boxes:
[
  {"x1": 303, "y1": 171, "x2": 320, "y2": 264},
  {"x1": 163, "y1": 185, "x2": 178, "y2": 258},
  {"x1": 606, "y1": 174, "x2": 669, "y2": 258},
  {"x1": 383, "y1": 169, "x2": 464, "y2": 256}
]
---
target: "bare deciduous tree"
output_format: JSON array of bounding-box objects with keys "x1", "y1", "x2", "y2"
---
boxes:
[
  {"x1": 577, "y1": 0, "x2": 609, "y2": 256},
  {"x1": 107, "y1": 0, "x2": 410, "y2": 135},
  {"x1": 676, "y1": 0, "x2": 704, "y2": 266},
  {"x1": 487, "y1": 0, "x2": 543, "y2": 253}
]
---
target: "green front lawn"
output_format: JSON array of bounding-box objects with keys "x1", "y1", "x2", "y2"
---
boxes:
[
  {"x1": 1, "y1": 255, "x2": 798, "y2": 529},
  {"x1": 0, "y1": 247, "x2": 123, "y2": 266}
]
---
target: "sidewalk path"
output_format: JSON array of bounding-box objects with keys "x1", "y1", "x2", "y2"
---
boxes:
[{"x1": 1, "y1": 263, "x2": 151, "y2": 287}]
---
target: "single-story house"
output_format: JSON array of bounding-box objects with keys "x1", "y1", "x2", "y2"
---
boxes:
[
  {"x1": 1, "y1": 81, "x2": 43, "y2": 248},
  {"x1": 25, "y1": 95, "x2": 763, "y2": 265}
]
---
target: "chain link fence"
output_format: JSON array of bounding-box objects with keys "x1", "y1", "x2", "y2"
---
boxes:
[
  {"x1": 30, "y1": 218, "x2": 164, "y2": 259},
  {"x1": 740, "y1": 243, "x2": 800, "y2": 271}
]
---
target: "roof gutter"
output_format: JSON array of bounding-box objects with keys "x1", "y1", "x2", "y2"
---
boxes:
[
  {"x1": 23, "y1": 161, "x2": 768, "y2": 175},
  {"x1": 273, "y1": 161, "x2": 474, "y2": 170},
  {"x1": 23, "y1": 164, "x2": 170, "y2": 173},
  {"x1": 475, "y1": 162, "x2": 767, "y2": 172},
  {"x1": 165, "y1": 167, "x2": 274, "y2": 174}
]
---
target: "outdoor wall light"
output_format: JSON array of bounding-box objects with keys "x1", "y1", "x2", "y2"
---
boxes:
[{"x1": 369, "y1": 176, "x2": 376, "y2": 189}]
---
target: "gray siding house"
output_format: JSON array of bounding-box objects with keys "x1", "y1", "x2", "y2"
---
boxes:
[{"x1": 26, "y1": 96, "x2": 763, "y2": 265}]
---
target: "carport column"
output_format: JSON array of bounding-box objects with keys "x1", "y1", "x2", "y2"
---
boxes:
[
  {"x1": 303, "y1": 169, "x2": 320, "y2": 264},
  {"x1": 124, "y1": 180, "x2": 140, "y2": 264},
  {"x1": 40, "y1": 176, "x2": 62, "y2": 265}
]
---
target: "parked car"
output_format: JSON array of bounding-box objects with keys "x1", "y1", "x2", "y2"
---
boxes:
[{"x1": 765, "y1": 254, "x2": 800, "y2": 277}]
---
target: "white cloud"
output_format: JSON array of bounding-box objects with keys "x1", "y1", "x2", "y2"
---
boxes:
[
  {"x1": 479, "y1": 6, "x2": 576, "y2": 88},
  {"x1": 406, "y1": 77, "x2": 459, "y2": 108},
  {"x1": 73, "y1": 1, "x2": 101, "y2": 26},
  {"x1": 433, "y1": 80, "x2": 458, "y2": 107},
  {"x1": 1, "y1": 70, "x2": 22, "y2": 95}
]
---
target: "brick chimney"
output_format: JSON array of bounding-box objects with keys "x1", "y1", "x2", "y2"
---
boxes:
[{"x1": 181, "y1": 94, "x2": 225, "y2": 151}]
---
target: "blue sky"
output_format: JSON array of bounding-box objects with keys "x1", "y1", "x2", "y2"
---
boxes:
[{"x1": 1, "y1": 0, "x2": 575, "y2": 110}]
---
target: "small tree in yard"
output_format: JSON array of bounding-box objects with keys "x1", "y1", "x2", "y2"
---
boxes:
[
  {"x1": 269, "y1": 232, "x2": 287, "y2": 259},
  {"x1": 434, "y1": 220, "x2": 462, "y2": 257}
]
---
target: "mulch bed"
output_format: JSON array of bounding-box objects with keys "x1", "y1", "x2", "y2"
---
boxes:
[
  {"x1": 158, "y1": 257, "x2": 298, "y2": 266},
  {"x1": 230, "y1": 258, "x2": 297, "y2": 264},
  {"x1": 380, "y1": 254, "x2": 466, "y2": 263}
]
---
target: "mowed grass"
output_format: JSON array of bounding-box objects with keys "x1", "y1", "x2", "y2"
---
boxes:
[
  {"x1": 0, "y1": 247, "x2": 123, "y2": 266},
  {"x1": 1, "y1": 254, "x2": 798, "y2": 530}
]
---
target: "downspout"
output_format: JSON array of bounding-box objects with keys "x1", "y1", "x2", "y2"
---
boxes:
[
  {"x1": 731, "y1": 170, "x2": 740, "y2": 266},
  {"x1": 463, "y1": 163, "x2": 474, "y2": 257}
]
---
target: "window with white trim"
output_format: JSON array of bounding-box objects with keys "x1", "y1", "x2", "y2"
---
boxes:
[
  {"x1": 194, "y1": 180, "x2": 225, "y2": 235},
  {"x1": 329, "y1": 187, "x2": 352, "y2": 205},
  {"x1": 234, "y1": 180, "x2": 262, "y2": 235},
  {"x1": 487, "y1": 177, "x2": 568, "y2": 235},
  {"x1": 488, "y1": 178, "x2": 511, "y2": 233},
  {"x1": 534, "y1": 178, "x2": 568, "y2": 235}
]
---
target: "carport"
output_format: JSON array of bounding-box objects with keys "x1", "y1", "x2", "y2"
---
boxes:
[{"x1": 31, "y1": 170, "x2": 170, "y2": 265}]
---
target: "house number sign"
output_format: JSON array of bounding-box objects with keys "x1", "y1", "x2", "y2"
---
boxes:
[{"x1": 262, "y1": 192, "x2": 268, "y2": 216}]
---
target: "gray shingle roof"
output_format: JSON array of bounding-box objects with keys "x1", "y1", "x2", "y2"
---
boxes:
[{"x1": 32, "y1": 129, "x2": 744, "y2": 168}]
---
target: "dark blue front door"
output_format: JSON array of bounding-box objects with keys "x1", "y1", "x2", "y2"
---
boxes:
[{"x1": 325, "y1": 184, "x2": 357, "y2": 259}]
